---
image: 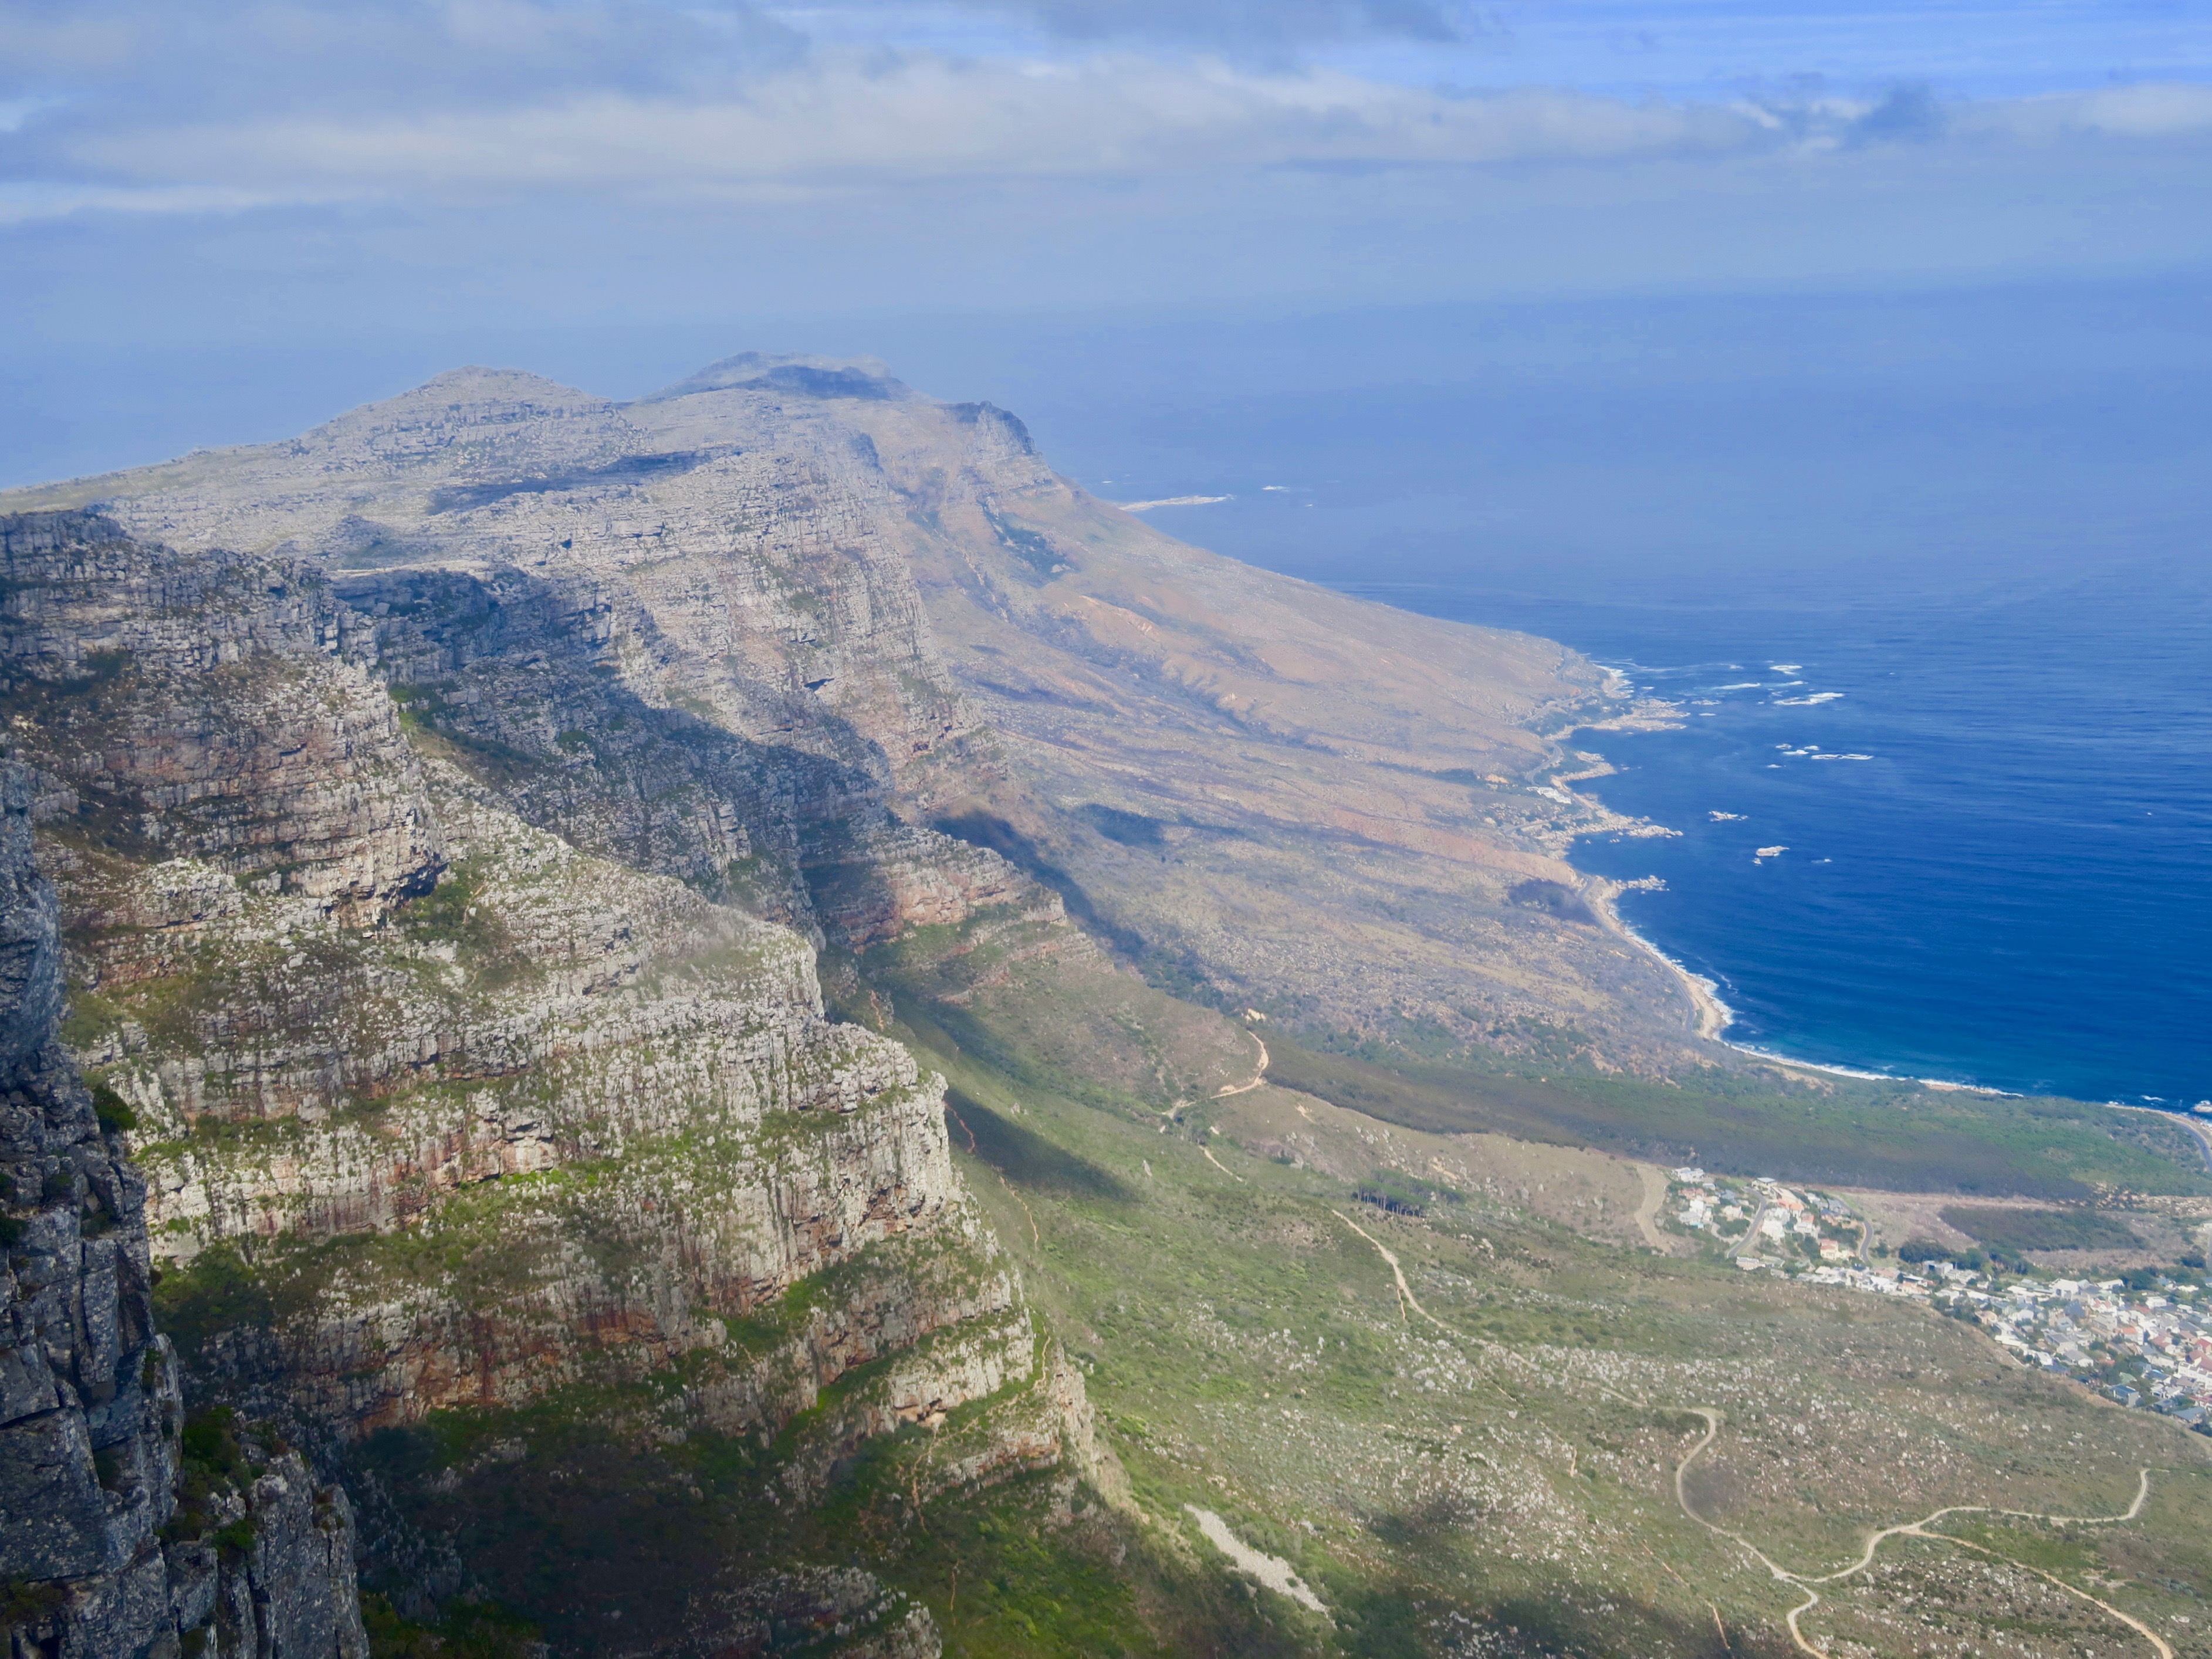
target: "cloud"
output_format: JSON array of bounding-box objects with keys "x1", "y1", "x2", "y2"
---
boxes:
[
  {"x1": 4, "y1": 49, "x2": 1785, "y2": 208},
  {"x1": 1973, "y1": 80, "x2": 2212, "y2": 141},
  {"x1": 0, "y1": 0, "x2": 808, "y2": 117},
  {"x1": 860, "y1": 0, "x2": 1483, "y2": 49},
  {"x1": 0, "y1": 0, "x2": 2207, "y2": 229},
  {"x1": 0, "y1": 182, "x2": 276, "y2": 225}
]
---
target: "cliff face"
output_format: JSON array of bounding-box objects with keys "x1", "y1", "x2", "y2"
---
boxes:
[
  {"x1": 0, "y1": 761, "x2": 369, "y2": 1659},
  {"x1": 0, "y1": 513, "x2": 1042, "y2": 1450},
  {"x1": 0, "y1": 350, "x2": 1702, "y2": 1654},
  {"x1": 0, "y1": 505, "x2": 1115, "y2": 1657},
  {"x1": 0, "y1": 512, "x2": 441, "y2": 927},
  {"x1": 4, "y1": 354, "x2": 1701, "y2": 1068}
]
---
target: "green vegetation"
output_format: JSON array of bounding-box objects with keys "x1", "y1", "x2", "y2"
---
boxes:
[
  {"x1": 878, "y1": 947, "x2": 1246, "y2": 1118},
  {"x1": 864, "y1": 997, "x2": 2212, "y2": 1656},
  {"x1": 343, "y1": 1315, "x2": 1296, "y2": 1659},
  {"x1": 1940, "y1": 1204, "x2": 2146, "y2": 1253},
  {"x1": 944, "y1": 1086, "x2": 1131, "y2": 1203},
  {"x1": 1266, "y1": 1035, "x2": 2212, "y2": 1197},
  {"x1": 153, "y1": 1245, "x2": 277, "y2": 1366},
  {"x1": 0, "y1": 1580, "x2": 65, "y2": 1638},
  {"x1": 90, "y1": 1079, "x2": 138, "y2": 1134},
  {"x1": 162, "y1": 1407, "x2": 262, "y2": 1550},
  {"x1": 362, "y1": 1596, "x2": 540, "y2": 1659},
  {"x1": 394, "y1": 860, "x2": 529, "y2": 990}
]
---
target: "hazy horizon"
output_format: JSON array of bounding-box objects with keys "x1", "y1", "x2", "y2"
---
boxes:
[
  {"x1": 11, "y1": 0, "x2": 2208, "y2": 606},
  {"x1": 11, "y1": 274, "x2": 2207, "y2": 614}
]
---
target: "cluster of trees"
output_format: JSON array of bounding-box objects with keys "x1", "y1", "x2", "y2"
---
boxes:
[{"x1": 1893, "y1": 1237, "x2": 2203, "y2": 1291}]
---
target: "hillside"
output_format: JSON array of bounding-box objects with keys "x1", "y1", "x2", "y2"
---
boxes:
[{"x1": 4, "y1": 355, "x2": 2209, "y2": 1658}]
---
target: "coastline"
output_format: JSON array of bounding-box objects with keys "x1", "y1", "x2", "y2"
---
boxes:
[
  {"x1": 1586, "y1": 873, "x2": 2031, "y2": 1100},
  {"x1": 1585, "y1": 878, "x2": 1733, "y2": 1042},
  {"x1": 1561, "y1": 678, "x2": 2194, "y2": 1115}
]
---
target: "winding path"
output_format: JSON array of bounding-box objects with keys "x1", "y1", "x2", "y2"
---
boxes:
[
  {"x1": 1327, "y1": 1209, "x2": 2175, "y2": 1658},
  {"x1": 1334, "y1": 1209, "x2": 1443, "y2": 1330},
  {"x1": 1672, "y1": 1408, "x2": 2170, "y2": 1658},
  {"x1": 1213, "y1": 1035, "x2": 1271, "y2": 1098}
]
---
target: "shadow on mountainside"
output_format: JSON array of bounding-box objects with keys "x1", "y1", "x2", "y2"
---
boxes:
[
  {"x1": 928, "y1": 807, "x2": 1150, "y2": 960},
  {"x1": 944, "y1": 1084, "x2": 1134, "y2": 1204}
]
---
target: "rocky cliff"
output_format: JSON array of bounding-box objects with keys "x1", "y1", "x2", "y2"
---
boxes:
[
  {"x1": 1, "y1": 761, "x2": 369, "y2": 1659},
  {"x1": 2, "y1": 354, "x2": 1702, "y2": 1071},
  {"x1": 0, "y1": 351, "x2": 1712, "y2": 1655},
  {"x1": 0, "y1": 505, "x2": 1116, "y2": 1655}
]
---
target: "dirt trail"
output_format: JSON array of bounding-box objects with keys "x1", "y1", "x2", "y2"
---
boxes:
[
  {"x1": 1672, "y1": 1407, "x2": 2170, "y2": 1659},
  {"x1": 1213, "y1": 1035, "x2": 1270, "y2": 1098},
  {"x1": 1632, "y1": 1163, "x2": 1676, "y2": 1254},
  {"x1": 1334, "y1": 1210, "x2": 1453, "y2": 1333},
  {"x1": 1328, "y1": 1195, "x2": 2174, "y2": 1659}
]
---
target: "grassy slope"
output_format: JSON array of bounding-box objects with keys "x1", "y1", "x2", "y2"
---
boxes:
[
  {"x1": 880, "y1": 984, "x2": 2212, "y2": 1658},
  {"x1": 140, "y1": 895, "x2": 2212, "y2": 1658},
  {"x1": 141, "y1": 881, "x2": 2212, "y2": 1658}
]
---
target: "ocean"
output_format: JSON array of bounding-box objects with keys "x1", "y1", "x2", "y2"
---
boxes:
[
  {"x1": 979, "y1": 285, "x2": 2212, "y2": 1108},
  {"x1": 12, "y1": 286, "x2": 2208, "y2": 1106},
  {"x1": 1333, "y1": 575, "x2": 2212, "y2": 1106}
]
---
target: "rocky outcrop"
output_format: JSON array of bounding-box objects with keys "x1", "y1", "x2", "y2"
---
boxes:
[
  {"x1": 329, "y1": 558, "x2": 1019, "y2": 949},
  {"x1": 0, "y1": 517, "x2": 1037, "y2": 1462},
  {"x1": 0, "y1": 506, "x2": 1117, "y2": 1659},
  {"x1": 0, "y1": 763, "x2": 370, "y2": 1658},
  {"x1": 0, "y1": 512, "x2": 442, "y2": 927}
]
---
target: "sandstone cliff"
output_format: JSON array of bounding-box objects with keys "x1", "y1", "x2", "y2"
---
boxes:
[
  {"x1": 0, "y1": 511, "x2": 1061, "y2": 1441},
  {"x1": 1, "y1": 502, "x2": 1117, "y2": 1655},
  {"x1": 1, "y1": 355, "x2": 1704, "y2": 1070},
  {"x1": 1, "y1": 761, "x2": 370, "y2": 1659}
]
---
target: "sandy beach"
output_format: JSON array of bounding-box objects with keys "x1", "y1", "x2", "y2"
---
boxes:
[{"x1": 1584, "y1": 877, "x2": 1733, "y2": 1042}]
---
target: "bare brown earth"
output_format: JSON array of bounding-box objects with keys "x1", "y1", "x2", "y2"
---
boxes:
[{"x1": 844, "y1": 392, "x2": 1704, "y2": 1065}]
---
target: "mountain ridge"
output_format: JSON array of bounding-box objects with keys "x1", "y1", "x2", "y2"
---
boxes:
[
  {"x1": 9, "y1": 357, "x2": 2207, "y2": 1659},
  {"x1": 0, "y1": 353, "x2": 1706, "y2": 1073}
]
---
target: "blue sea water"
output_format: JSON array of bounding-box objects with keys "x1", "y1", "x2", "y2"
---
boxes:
[
  {"x1": 12, "y1": 286, "x2": 2209, "y2": 1107},
  {"x1": 975, "y1": 286, "x2": 2212, "y2": 1108},
  {"x1": 1330, "y1": 576, "x2": 2212, "y2": 1106}
]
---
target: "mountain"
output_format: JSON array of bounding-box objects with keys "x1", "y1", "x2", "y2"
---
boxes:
[
  {"x1": 1, "y1": 354, "x2": 1697, "y2": 1072},
  {"x1": 0, "y1": 759, "x2": 370, "y2": 1658},
  {"x1": 4, "y1": 356, "x2": 2210, "y2": 1658}
]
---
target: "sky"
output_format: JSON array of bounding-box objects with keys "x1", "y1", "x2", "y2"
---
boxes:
[{"x1": 4, "y1": 0, "x2": 2211, "y2": 486}]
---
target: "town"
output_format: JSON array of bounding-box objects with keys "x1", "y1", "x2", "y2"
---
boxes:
[{"x1": 1663, "y1": 1167, "x2": 2212, "y2": 1426}]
